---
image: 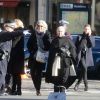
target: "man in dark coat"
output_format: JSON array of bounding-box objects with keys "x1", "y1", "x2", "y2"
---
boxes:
[{"x1": 0, "y1": 20, "x2": 21, "y2": 95}]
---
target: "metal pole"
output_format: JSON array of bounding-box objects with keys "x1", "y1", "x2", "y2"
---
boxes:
[{"x1": 91, "y1": 0, "x2": 95, "y2": 30}]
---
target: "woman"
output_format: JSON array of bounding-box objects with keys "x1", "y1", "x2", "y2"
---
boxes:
[
  {"x1": 74, "y1": 24, "x2": 95, "y2": 91},
  {"x1": 27, "y1": 20, "x2": 51, "y2": 96},
  {"x1": 45, "y1": 26, "x2": 76, "y2": 92},
  {"x1": 8, "y1": 19, "x2": 24, "y2": 95}
]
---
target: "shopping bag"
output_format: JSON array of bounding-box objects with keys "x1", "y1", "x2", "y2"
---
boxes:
[
  {"x1": 36, "y1": 50, "x2": 49, "y2": 63},
  {"x1": 48, "y1": 92, "x2": 66, "y2": 100},
  {"x1": 52, "y1": 55, "x2": 61, "y2": 76},
  {"x1": 69, "y1": 64, "x2": 76, "y2": 76}
]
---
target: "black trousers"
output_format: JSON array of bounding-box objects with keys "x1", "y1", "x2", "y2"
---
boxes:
[
  {"x1": 12, "y1": 74, "x2": 21, "y2": 92},
  {"x1": 30, "y1": 60, "x2": 45, "y2": 91},
  {"x1": 76, "y1": 57, "x2": 88, "y2": 86},
  {"x1": 5, "y1": 73, "x2": 12, "y2": 86},
  {"x1": 54, "y1": 85, "x2": 65, "y2": 92}
]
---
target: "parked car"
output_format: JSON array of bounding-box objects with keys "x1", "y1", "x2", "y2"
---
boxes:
[{"x1": 72, "y1": 34, "x2": 100, "y2": 78}]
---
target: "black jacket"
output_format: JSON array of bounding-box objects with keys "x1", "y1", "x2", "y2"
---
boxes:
[
  {"x1": 27, "y1": 30, "x2": 51, "y2": 68},
  {"x1": 7, "y1": 28, "x2": 24, "y2": 74},
  {"x1": 45, "y1": 37, "x2": 76, "y2": 85}
]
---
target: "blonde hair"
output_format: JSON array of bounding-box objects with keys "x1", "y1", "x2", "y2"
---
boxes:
[
  {"x1": 15, "y1": 19, "x2": 24, "y2": 28},
  {"x1": 84, "y1": 24, "x2": 91, "y2": 28},
  {"x1": 35, "y1": 20, "x2": 48, "y2": 32}
]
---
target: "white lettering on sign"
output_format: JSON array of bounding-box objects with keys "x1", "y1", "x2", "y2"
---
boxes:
[
  {"x1": 60, "y1": 4, "x2": 73, "y2": 9},
  {"x1": 74, "y1": 5, "x2": 86, "y2": 9}
]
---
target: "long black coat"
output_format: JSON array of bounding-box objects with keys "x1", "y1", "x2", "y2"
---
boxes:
[
  {"x1": 45, "y1": 37, "x2": 76, "y2": 86},
  {"x1": 7, "y1": 28, "x2": 24, "y2": 74}
]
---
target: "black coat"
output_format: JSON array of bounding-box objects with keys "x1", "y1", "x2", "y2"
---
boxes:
[
  {"x1": 7, "y1": 28, "x2": 24, "y2": 74},
  {"x1": 27, "y1": 30, "x2": 51, "y2": 68},
  {"x1": 45, "y1": 37, "x2": 77, "y2": 85}
]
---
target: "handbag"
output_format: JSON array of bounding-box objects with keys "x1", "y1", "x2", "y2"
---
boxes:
[
  {"x1": 36, "y1": 50, "x2": 49, "y2": 63},
  {"x1": 69, "y1": 63, "x2": 76, "y2": 76},
  {"x1": 48, "y1": 92, "x2": 66, "y2": 100},
  {"x1": 52, "y1": 54, "x2": 61, "y2": 76}
]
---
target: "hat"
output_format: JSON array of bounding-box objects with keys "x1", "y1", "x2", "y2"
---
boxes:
[
  {"x1": 4, "y1": 19, "x2": 15, "y2": 24},
  {"x1": 59, "y1": 20, "x2": 69, "y2": 26},
  {"x1": 4, "y1": 19, "x2": 15, "y2": 28}
]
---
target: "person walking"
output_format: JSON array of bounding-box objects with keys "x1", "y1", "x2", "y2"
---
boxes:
[
  {"x1": 45, "y1": 26, "x2": 76, "y2": 92},
  {"x1": 74, "y1": 24, "x2": 95, "y2": 91},
  {"x1": 0, "y1": 19, "x2": 22, "y2": 95},
  {"x1": 8, "y1": 19, "x2": 24, "y2": 95},
  {"x1": 59, "y1": 20, "x2": 72, "y2": 39},
  {"x1": 27, "y1": 20, "x2": 51, "y2": 96},
  {"x1": 2, "y1": 20, "x2": 15, "y2": 94}
]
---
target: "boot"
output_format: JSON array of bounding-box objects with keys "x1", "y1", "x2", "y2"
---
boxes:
[
  {"x1": 10, "y1": 85, "x2": 17, "y2": 95},
  {"x1": 36, "y1": 90, "x2": 41, "y2": 96},
  {"x1": 60, "y1": 86, "x2": 65, "y2": 92},
  {"x1": 74, "y1": 84, "x2": 79, "y2": 91},
  {"x1": 17, "y1": 90, "x2": 22, "y2": 95},
  {"x1": 84, "y1": 84, "x2": 88, "y2": 91},
  {"x1": 17, "y1": 86, "x2": 22, "y2": 95}
]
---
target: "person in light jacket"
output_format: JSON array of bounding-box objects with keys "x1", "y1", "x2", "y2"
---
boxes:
[{"x1": 74, "y1": 24, "x2": 95, "y2": 91}]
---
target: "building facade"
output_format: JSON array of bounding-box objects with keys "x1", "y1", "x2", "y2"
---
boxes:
[{"x1": 0, "y1": 0, "x2": 100, "y2": 34}]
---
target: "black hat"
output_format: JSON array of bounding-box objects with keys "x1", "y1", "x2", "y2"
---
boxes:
[{"x1": 4, "y1": 19, "x2": 15, "y2": 24}]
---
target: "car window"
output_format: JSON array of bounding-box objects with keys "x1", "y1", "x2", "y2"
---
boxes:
[{"x1": 94, "y1": 38, "x2": 100, "y2": 49}]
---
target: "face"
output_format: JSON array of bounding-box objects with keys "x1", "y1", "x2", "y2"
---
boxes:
[
  {"x1": 84, "y1": 26, "x2": 92, "y2": 36},
  {"x1": 56, "y1": 26, "x2": 65, "y2": 37},
  {"x1": 36, "y1": 23, "x2": 45, "y2": 33},
  {"x1": 4, "y1": 26, "x2": 14, "y2": 32}
]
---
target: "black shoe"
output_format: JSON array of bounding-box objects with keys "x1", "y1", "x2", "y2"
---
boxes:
[
  {"x1": 5, "y1": 86, "x2": 11, "y2": 94},
  {"x1": 0, "y1": 92, "x2": 8, "y2": 96},
  {"x1": 17, "y1": 91, "x2": 22, "y2": 95},
  {"x1": 84, "y1": 87, "x2": 88, "y2": 91},
  {"x1": 10, "y1": 91, "x2": 17, "y2": 95},
  {"x1": 60, "y1": 87, "x2": 65, "y2": 92},
  {"x1": 36, "y1": 90, "x2": 41, "y2": 96}
]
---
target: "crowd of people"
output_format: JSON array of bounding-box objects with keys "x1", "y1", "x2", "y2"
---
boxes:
[{"x1": 0, "y1": 19, "x2": 95, "y2": 96}]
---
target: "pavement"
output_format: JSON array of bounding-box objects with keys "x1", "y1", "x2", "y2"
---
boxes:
[{"x1": 0, "y1": 75, "x2": 100, "y2": 100}]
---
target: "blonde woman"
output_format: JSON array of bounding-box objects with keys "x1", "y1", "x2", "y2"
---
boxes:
[
  {"x1": 74, "y1": 24, "x2": 95, "y2": 91},
  {"x1": 27, "y1": 20, "x2": 51, "y2": 96},
  {"x1": 8, "y1": 19, "x2": 24, "y2": 95}
]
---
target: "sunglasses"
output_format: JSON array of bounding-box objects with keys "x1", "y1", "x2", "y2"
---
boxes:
[{"x1": 37, "y1": 24, "x2": 44, "y2": 28}]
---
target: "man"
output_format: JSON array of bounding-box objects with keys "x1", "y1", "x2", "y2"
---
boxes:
[
  {"x1": 0, "y1": 20, "x2": 15, "y2": 95},
  {"x1": 0, "y1": 20, "x2": 23, "y2": 95}
]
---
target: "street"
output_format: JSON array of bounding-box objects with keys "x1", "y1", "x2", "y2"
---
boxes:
[{"x1": 0, "y1": 77, "x2": 100, "y2": 100}]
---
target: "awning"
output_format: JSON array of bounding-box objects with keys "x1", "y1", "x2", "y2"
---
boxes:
[{"x1": 0, "y1": 0, "x2": 20, "y2": 8}]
